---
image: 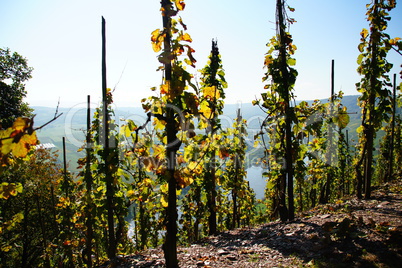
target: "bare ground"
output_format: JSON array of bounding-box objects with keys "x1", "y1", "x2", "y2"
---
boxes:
[{"x1": 100, "y1": 182, "x2": 402, "y2": 267}]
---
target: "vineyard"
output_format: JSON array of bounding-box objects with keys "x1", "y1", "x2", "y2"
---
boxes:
[{"x1": 1, "y1": 0, "x2": 401, "y2": 267}]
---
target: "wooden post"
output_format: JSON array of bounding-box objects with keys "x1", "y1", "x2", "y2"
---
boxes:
[
  {"x1": 63, "y1": 137, "x2": 67, "y2": 176},
  {"x1": 160, "y1": 1, "x2": 178, "y2": 267},
  {"x1": 346, "y1": 129, "x2": 350, "y2": 194},
  {"x1": 62, "y1": 137, "x2": 68, "y2": 195},
  {"x1": 387, "y1": 73, "x2": 397, "y2": 181},
  {"x1": 276, "y1": 0, "x2": 293, "y2": 221},
  {"x1": 321, "y1": 59, "x2": 335, "y2": 204},
  {"x1": 364, "y1": 0, "x2": 380, "y2": 199},
  {"x1": 331, "y1": 60, "x2": 335, "y2": 97},
  {"x1": 206, "y1": 40, "x2": 219, "y2": 235},
  {"x1": 84, "y1": 95, "x2": 93, "y2": 267},
  {"x1": 62, "y1": 137, "x2": 73, "y2": 264},
  {"x1": 101, "y1": 16, "x2": 116, "y2": 260}
]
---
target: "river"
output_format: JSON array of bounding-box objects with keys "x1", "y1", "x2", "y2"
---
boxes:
[{"x1": 245, "y1": 166, "x2": 266, "y2": 200}]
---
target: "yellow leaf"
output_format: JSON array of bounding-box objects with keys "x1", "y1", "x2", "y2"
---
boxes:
[
  {"x1": 0, "y1": 128, "x2": 12, "y2": 139},
  {"x1": 152, "y1": 100, "x2": 163, "y2": 114},
  {"x1": 127, "y1": 190, "x2": 135, "y2": 197},
  {"x1": 184, "y1": 58, "x2": 193, "y2": 66},
  {"x1": 23, "y1": 131, "x2": 37, "y2": 144},
  {"x1": 264, "y1": 54, "x2": 273, "y2": 66},
  {"x1": 176, "y1": 188, "x2": 182, "y2": 196},
  {"x1": 10, "y1": 132, "x2": 37, "y2": 158},
  {"x1": 12, "y1": 117, "x2": 30, "y2": 131},
  {"x1": 181, "y1": 174, "x2": 193, "y2": 188},
  {"x1": 153, "y1": 144, "x2": 165, "y2": 160},
  {"x1": 198, "y1": 118, "x2": 208, "y2": 130},
  {"x1": 175, "y1": 0, "x2": 185, "y2": 10},
  {"x1": 0, "y1": 182, "x2": 23, "y2": 199},
  {"x1": 1, "y1": 245, "x2": 12, "y2": 252},
  {"x1": 161, "y1": 195, "x2": 168, "y2": 207},
  {"x1": 253, "y1": 140, "x2": 260, "y2": 148},
  {"x1": 153, "y1": 118, "x2": 166, "y2": 130},
  {"x1": 0, "y1": 131, "x2": 13, "y2": 155},
  {"x1": 203, "y1": 86, "x2": 220, "y2": 99},
  {"x1": 289, "y1": 44, "x2": 297, "y2": 55},
  {"x1": 389, "y1": 37, "x2": 400, "y2": 46},
  {"x1": 199, "y1": 101, "x2": 212, "y2": 119},
  {"x1": 151, "y1": 29, "x2": 160, "y2": 42},
  {"x1": 160, "y1": 183, "x2": 168, "y2": 193},
  {"x1": 151, "y1": 29, "x2": 163, "y2": 52},
  {"x1": 361, "y1": 28, "x2": 369, "y2": 39},
  {"x1": 117, "y1": 168, "x2": 125, "y2": 177},
  {"x1": 214, "y1": 134, "x2": 222, "y2": 141},
  {"x1": 124, "y1": 126, "x2": 132, "y2": 138},
  {"x1": 143, "y1": 178, "x2": 152, "y2": 186},
  {"x1": 188, "y1": 161, "x2": 202, "y2": 175},
  {"x1": 152, "y1": 42, "x2": 162, "y2": 53},
  {"x1": 160, "y1": 83, "x2": 169, "y2": 94},
  {"x1": 179, "y1": 32, "x2": 192, "y2": 42},
  {"x1": 174, "y1": 44, "x2": 185, "y2": 56}
]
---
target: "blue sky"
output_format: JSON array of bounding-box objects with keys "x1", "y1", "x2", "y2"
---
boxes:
[{"x1": 1, "y1": 0, "x2": 401, "y2": 108}]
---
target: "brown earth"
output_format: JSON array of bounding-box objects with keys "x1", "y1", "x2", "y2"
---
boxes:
[{"x1": 100, "y1": 182, "x2": 402, "y2": 268}]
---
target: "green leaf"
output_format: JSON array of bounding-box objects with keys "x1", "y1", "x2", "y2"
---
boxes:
[
  {"x1": 334, "y1": 112, "x2": 350, "y2": 129},
  {"x1": 357, "y1": 54, "x2": 364, "y2": 65},
  {"x1": 287, "y1": 58, "x2": 296, "y2": 66},
  {"x1": 358, "y1": 43, "x2": 365, "y2": 52}
]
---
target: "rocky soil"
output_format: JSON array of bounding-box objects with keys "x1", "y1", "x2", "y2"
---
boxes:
[{"x1": 100, "y1": 183, "x2": 402, "y2": 267}]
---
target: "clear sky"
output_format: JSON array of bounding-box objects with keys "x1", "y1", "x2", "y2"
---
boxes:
[{"x1": 1, "y1": 0, "x2": 401, "y2": 109}]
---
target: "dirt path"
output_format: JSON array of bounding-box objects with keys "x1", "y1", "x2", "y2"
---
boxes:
[{"x1": 101, "y1": 183, "x2": 402, "y2": 267}]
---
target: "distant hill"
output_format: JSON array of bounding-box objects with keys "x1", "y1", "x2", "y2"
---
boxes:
[
  {"x1": 221, "y1": 95, "x2": 361, "y2": 141},
  {"x1": 32, "y1": 95, "x2": 362, "y2": 172}
]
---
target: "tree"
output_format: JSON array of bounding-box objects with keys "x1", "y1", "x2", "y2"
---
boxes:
[
  {"x1": 198, "y1": 40, "x2": 227, "y2": 235},
  {"x1": 355, "y1": 0, "x2": 400, "y2": 199},
  {"x1": 254, "y1": 0, "x2": 298, "y2": 222},
  {"x1": 376, "y1": 74, "x2": 401, "y2": 183},
  {"x1": 146, "y1": 0, "x2": 198, "y2": 266},
  {"x1": 0, "y1": 48, "x2": 33, "y2": 129},
  {"x1": 224, "y1": 109, "x2": 255, "y2": 229},
  {"x1": 0, "y1": 148, "x2": 62, "y2": 267}
]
